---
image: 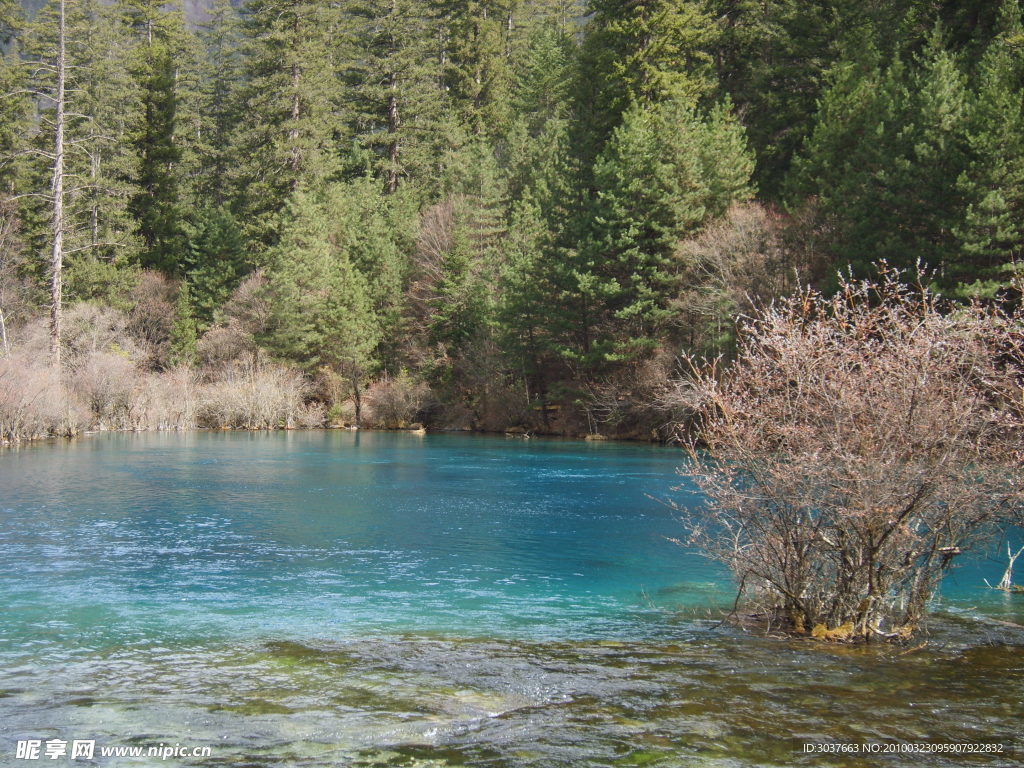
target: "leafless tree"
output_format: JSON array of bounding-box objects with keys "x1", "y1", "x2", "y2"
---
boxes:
[
  {"x1": 674, "y1": 267, "x2": 1024, "y2": 642},
  {"x1": 47, "y1": 0, "x2": 67, "y2": 369}
]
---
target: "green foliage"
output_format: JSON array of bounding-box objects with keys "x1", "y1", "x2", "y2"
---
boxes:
[
  {"x1": 64, "y1": 255, "x2": 140, "y2": 310},
  {"x1": 169, "y1": 279, "x2": 198, "y2": 366},
  {"x1": 952, "y1": 0, "x2": 1024, "y2": 297},
  {"x1": 561, "y1": 97, "x2": 753, "y2": 369},
  {"x1": 791, "y1": 37, "x2": 971, "y2": 281},
  {"x1": 232, "y1": 0, "x2": 349, "y2": 244},
  {"x1": 497, "y1": 193, "x2": 552, "y2": 384},
  {"x1": 193, "y1": 0, "x2": 244, "y2": 204},
  {"x1": 262, "y1": 187, "x2": 379, "y2": 376},
  {"x1": 573, "y1": 0, "x2": 718, "y2": 174},
  {"x1": 345, "y1": 0, "x2": 443, "y2": 193},
  {"x1": 184, "y1": 205, "x2": 247, "y2": 328},
  {"x1": 130, "y1": 40, "x2": 186, "y2": 273},
  {"x1": 442, "y1": 0, "x2": 513, "y2": 137}
]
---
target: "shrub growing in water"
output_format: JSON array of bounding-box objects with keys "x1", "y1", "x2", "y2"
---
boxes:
[{"x1": 676, "y1": 267, "x2": 1024, "y2": 641}]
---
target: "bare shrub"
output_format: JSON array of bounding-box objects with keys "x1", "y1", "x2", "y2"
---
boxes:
[
  {"x1": 365, "y1": 370, "x2": 429, "y2": 428},
  {"x1": 293, "y1": 401, "x2": 326, "y2": 429},
  {"x1": 197, "y1": 272, "x2": 270, "y2": 373},
  {"x1": 61, "y1": 303, "x2": 141, "y2": 362},
  {"x1": 676, "y1": 267, "x2": 1024, "y2": 642},
  {"x1": 219, "y1": 270, "x2": 271, "y2": 334},
  {"x1": 671, "y1": 202, "x2": 836, "y2": 357},
  {"x1": 199, "y1": 360, "x2": 310, "y2": 430},
  {"x1": 128, "y1": 270, "x2": 177, "y2": 368},
  {"x1": 0, "y1": 352, "x2": 87, "y2": 441},
  {"x1": 409, "y1": 200, "x2": 456, "y2": 316},
  {"x1": 137, "y1": 367, "x2": 200, "y2": 431},
  {"x1": 197, "y1": 323, "x2": 259, "y2": 372},
  {"x1": 70, "y1": 350, "x2": 138, "y2": 429},
  {"x1": 588, "y1": 346, "x2": 687, "y2": 440}
]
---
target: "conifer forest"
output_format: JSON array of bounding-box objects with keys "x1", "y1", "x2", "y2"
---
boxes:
[{"x1": 2, "y1": 0, "x2": 1024, "y2": 439}]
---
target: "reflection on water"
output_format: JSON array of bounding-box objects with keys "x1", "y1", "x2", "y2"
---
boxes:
[{"x1": 0, "y1": 432, "x2": 1021, "y2": 766}]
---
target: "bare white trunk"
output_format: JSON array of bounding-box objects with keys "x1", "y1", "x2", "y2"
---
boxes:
[
  {"x1": 0, "y1": 306, "x2": 8, "y2": 356},
  {"x1": 49, "y1": 0, "x2": 66, "y2": 371},
  {"x1": 996, "y1": 543, "x2": 1024, "y2": 591}
]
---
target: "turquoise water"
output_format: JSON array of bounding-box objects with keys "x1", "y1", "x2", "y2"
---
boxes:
[{"x1": 0, "y1": 431, "x2": 1021, "y2": 767}]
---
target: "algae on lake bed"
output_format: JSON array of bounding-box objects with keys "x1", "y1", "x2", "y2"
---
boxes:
[{"x1": 1, "y1": 624, "x2": 1021, "y2": 767}]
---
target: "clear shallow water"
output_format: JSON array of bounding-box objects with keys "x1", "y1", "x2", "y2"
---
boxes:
[{"x1": 0, "y1": 431, "x2": 1021, "y2": 767}]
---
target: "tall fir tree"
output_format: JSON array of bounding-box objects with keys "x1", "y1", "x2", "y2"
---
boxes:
[
  {"x1": 0, "y1": 0, "x2": 27, "y2": 194},
  {"x1": 346, "y1": 0, "x2": 443, "y2": 193},
  {"x1": 232, "y1": 0, "x2": 349, "y2": 245},
  {"x1": 572, "y1": 0, "x2": 719, "y2": 178},
  {"x1": 263, "y1": 187, "x2": 380, "y2": 423},
  {"x1": 792, "y1": 34, "x2": 971, "y2": 282},
  {"x1": 193, "y1": 0, "x2": 243, "y2": 205},
  {"x1": 952, "y1": 0, "x2": 1024, "y2": 296},
  {"x1": 556, "y1": 96, "x2": 753, "y2": 370},
  {"x1": 441, "y1": 0, "x2": 514, "y2": 137},
  {"x1": 119, "y1": 0, "x2": 199, "y2": 275}
]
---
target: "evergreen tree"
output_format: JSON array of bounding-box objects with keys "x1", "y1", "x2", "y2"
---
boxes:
[
  {"x1": 263, "y1": 187, "x2": 380, "y2": 421},
  {"x1": 232, "y1": 0, "x2": 349, "y2": 244},
  {"x1": 74, "y1": 0, "x2": 140, "y2": 265},
  {"x1": 130, "y1": 39, "x2": 185, "y2": 273},
  {"x1": 19, "y1": 0, "x2": 142, "y2": 303},
  {"x1": 318, "y1": 178, "x2": 412, "y2": 370},
  {"x1": 116, "y1": 0, "x2": 202, "y2": 276},
  {"x1": 561, "y1": 97, "x2": 753, "y2": 369},
  {"x1": 792, "y1": 37, "x2": 971, "y2": 280},
  {"x1": 169, "y1": 278, "x2": 198, "y2": 366},
  {"x1": 193, "y1": 0, "x2": 243, "y2": 205},
  {"x1": 0, "y1": 0, "x2": 28, "y2": 194},
  {"x1": 952, "y1": 0, "x2": 1024, "y2": 297},
  {"x1": 497, "y1": 192, "x2": 553, "y2": 396},
  {"x1": 573, "y1": 0, "x2": 719, "y2": 175},
  {"x1": 346, "y1": 0, "x2": 443, "y2": 193},
  {"x1": 441, "y1": 0, "x2": 514, "y2": 137},
  {"x1": 185, "y1": 204, "x2": 247, "y2": 328}
]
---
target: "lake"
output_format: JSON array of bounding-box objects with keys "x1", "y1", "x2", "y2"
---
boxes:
[{"x1": 0, "y1": 431, "x2": 1021, "y2": 766}]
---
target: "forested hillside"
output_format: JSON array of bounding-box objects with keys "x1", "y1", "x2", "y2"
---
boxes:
[{"x1": 1, "y1": 0, "x2": 1023, "y2": 440}]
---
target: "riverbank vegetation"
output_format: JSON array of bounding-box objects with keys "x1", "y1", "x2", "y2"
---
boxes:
[{"x1": 1, "y1": 0, "x2": 1024, "y2": 444}]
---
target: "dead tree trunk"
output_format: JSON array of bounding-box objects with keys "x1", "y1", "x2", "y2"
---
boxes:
[
  {"x1": 49, "y1": 0, "x2": 66, "y2": 371},
  {"x1": 992, "y1": 543, "x2": 1024, "y2": 591}
]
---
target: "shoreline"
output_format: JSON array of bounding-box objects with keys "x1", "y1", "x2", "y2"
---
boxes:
[{"x1": 1, "y1": 424, "x2": 677, "y2": 449}]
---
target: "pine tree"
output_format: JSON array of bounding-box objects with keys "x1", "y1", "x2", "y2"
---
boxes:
[
  {"x1": 169, "y1": 278, "x2": 198, "y2": 366},
  {"x1": 18, "y1": 1, "x2": 141, "y2": 286},
  {"x1": 232, "y1": 0, "x2": 349, "y2": 244},
  {"x1": 952, "y1": 0, "x2": 1024, "y2": 297},
  {"x1": 0, "y1": 1, "x2": 28, "y2": 194},
  {"x1": 184, "y1": 204, "x2": 247, "y2": 328},
  {"x1": 130, "y1": 40, "x2": 185, "y2": 273},
  {"x1": 497, "y1": 192, "x2": 553, "y2": 397},
  {"x1": 193, "y1": 0, "x2": 243, "y2": 205},
  {"x1": 263, "y1": 187, "x2": 380, "y2": 422},
  {"x1": 792, "y1": 35, "x2": 970, "y2": 280},
  {"x1": 562, "y1": 96, "x2": 753, "y2": 369},
  {"x1": 573, "y1": 0, "x2": 719, "y2": 175},
  {"x1": 117, "y1": 0, "x2": 201, "y2": 276},
  {"x1": 346, "y1": 0, "x2": 443, "y2": 193},
  {"x1": 74, "y1": 0, "x2": 140, "y2": 266},
  {"x1": 441, "y1": 0, "x2": 514, "y2": 137},
  {"x1": 318, "y1": 178, "x2": 412, "y2": 370}
]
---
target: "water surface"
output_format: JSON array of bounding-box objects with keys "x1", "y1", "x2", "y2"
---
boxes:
[{"x1": 0, "y1": 432, "x2": 1021, "y2": 766}]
